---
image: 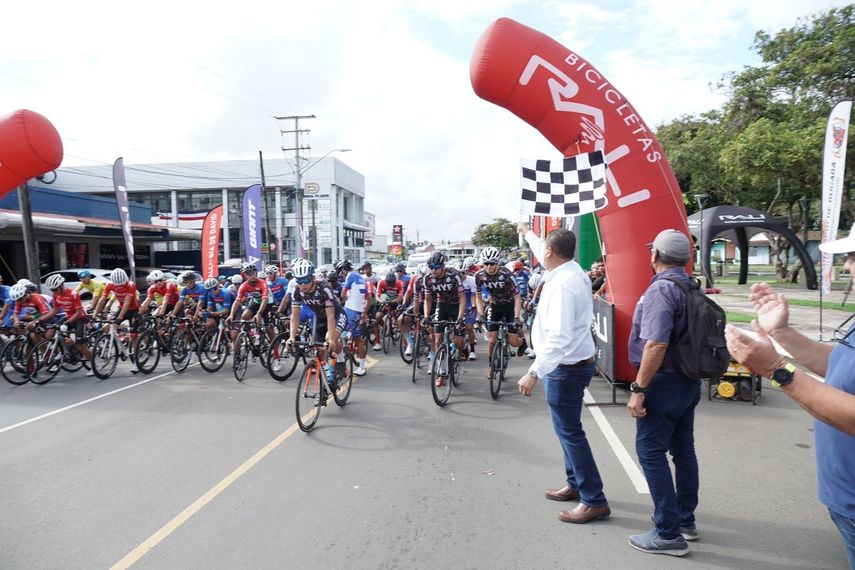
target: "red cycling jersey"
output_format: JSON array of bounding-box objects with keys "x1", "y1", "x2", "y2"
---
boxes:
[
  {"x1": 14, "y1": 293, "x2": 51, "y2": 318},
  {"x1": 104, "y1": 281, "x2": 140, "y2": 310},
  {"x1": 146, "y1": 281, "x2": 179, "y2": 305},
  {"x1": 377, "y1": 280, "x2": 403, "y2": 300},
  {"x1": 236, "y1": 279, "x2": 269, "y2": 302},
  {"x1": 51, "y1": 287, "x2": 84, "y2": 317}
]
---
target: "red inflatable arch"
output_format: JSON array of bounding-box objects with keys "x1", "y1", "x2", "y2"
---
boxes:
[
  {"x1": 0, "y1": 109, "x2": 64, "y2": 197},
  {"x1": 471, "y1": 18, "x2": 690, "y2": 384}
]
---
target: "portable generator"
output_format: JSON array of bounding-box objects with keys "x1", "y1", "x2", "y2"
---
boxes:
[{"x1": 707, "y1": 361, "x2": 761, "y2": 405}]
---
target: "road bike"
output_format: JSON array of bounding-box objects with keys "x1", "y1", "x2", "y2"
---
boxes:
[
  {"x1": 1, "y1": 326, "x2": 38, "y2": 385},
  {"x1": 25, "y1": 323, "x2": 90, "y2": 385},
  {"x1": 197, "y1": 317, "x2": 231, "y2": 373},
  {"x1": 170, "y1": 317, "x2": 205, "y2": 373},
  {"x1": 267, "y1": 319, "x2": 311, "y2": 382},
  {"x1": 90, "y1": 319, "x2": 136, "y2": 379},
  {"x1": 406, "y1": 316, "x2": 431, "y2": 383},
  {"x1": 426, "y1": 319, "x2": 463, "y2": 407},
  {"x1": 134, "y1": 316, "x2": 180, "y2": 375},
  {"x1": 378, "y1": 302, "x2": 401, "y2": 354},
  {"x1": 294, "y1": 339, "x2": 353, "y2": 432},
  {"x1": 232, "y1": 319, "x2": 270, "y2": 382},
  {"x1": 484, "y1": 320, "x2": 512, "y2": 400}
]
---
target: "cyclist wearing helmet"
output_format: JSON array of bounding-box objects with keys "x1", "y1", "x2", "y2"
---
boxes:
[
  {"x1": 278, "y1": 259, "x2": 310, "y2": 321},
  {"x1": 372, "y1": 272, "x2": 403, "y2": 351},
  {"x1": 394, "y1": 262, "x2": 410, "y2": 290},
  {"x1": 227, "y1": 273, "x2": 243, "y2": 296},
  {"x1": 93, "y1": 269, "x2": 141, "y2": 365},
  {"x1": 459, "y1": 257, "x2": 480, "y2": 360},
  {"x1": 228, "y1": 262, "x2": 269, "y2": 325},
  {"x1": 398, "y1": 263, "x2": 427, "y2": 356},
  {"x1": 42, "y1": 273, "x2": 93, "y2": 363},
  {"x1": 10, "y1": 282, "x2": 52, "y2": 345},
  {"x1": 287, "y1": 259, "x2": 347, "y2": 383},
  {"x1": 75, "y1": 269, "x2": 105, "y2": 307},
  {"x1": 265, "y1": 264, "x2": 289, "y2": 334},
  {"x1": 475, "y1": 247, "x2": 529, "y2": 373},
  {"x1": 512, "y1": 260, "x2": 531, "y2": 301},
  {"x1": 141, "y1": 269, "x2": 179, "y2": 316},
  {"x1": 201, "y1": 277, "x2": 232, "y2": 330},
  {"x1": 422, "y1": 251, "x2": 467, "y2": 385},
  {"x1": 171, "y1": 271, "x2": 207, "y2": 321},
  {"x1": 338, "y1": 259, "x2": 369, "y2": 376}
]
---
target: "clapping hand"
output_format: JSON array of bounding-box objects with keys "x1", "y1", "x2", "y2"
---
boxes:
[{"x1": 750, "y1": 282, "x2": 789, "y2": 335}]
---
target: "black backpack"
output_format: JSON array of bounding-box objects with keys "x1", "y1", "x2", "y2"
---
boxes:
[{"x1": 663, "y1": 276, "x2": 729, "y2": 379}]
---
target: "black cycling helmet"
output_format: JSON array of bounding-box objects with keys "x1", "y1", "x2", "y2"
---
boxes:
[
  {"x1": 335, "y1": 259, "x2": 353, "y2": 273},
  {"x1": 385, "y1": 272, "x2": 396, "y2": 286},
  {"x1": 395, "y1": 262, "x2": 405, "y2": 272},
  {"x1": 427, "y1": 251, "x2": 447, "y2": 266},
  {"x1": 359, "y1": 260, "x2": 372, "y2": 271},
  {"x1": 284, "y1": 270, "x2": 294, "y2": 279}
]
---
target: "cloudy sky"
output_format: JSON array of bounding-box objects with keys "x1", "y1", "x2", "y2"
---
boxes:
[{"x1": 1, "y1": 0, "x2": 847, "y2": 242}]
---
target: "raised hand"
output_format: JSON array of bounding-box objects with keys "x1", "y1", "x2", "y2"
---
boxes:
[{"x1": 749, "y1": 282, "x2": 789, "y2": 334}]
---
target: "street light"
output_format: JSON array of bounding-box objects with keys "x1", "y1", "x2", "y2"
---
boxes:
[
  {"x1": 298, "y1": 148, "x2": 351, "y2": 265},
  {"x1": 695, "y1": 194, "x2": 709, "y2": 285}
]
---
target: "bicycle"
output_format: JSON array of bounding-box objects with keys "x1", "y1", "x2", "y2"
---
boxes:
[
  {"x1": 1, "y1": 326, "x2": 38, "y2": 385},
  {"x1": 232, "y1": 319, "x2": 270, "y2": 382},
  {"x1": 293, "y1": 339, "x2": 353, "y2": 432},
  {"x1": 399, "y1": 310, "x2": 421, "y2": 365},
  {"x1": 426, "y1": 319, "x2": 464, "y2": 407},
  {"x1": 134, "y1": 316, "x2": 180, "y2": 375},
  {"x1": 407, "y1": 316, "x2": 431, "y2": 383},
  {"x1": 197, "y1": 317, "x2": 231, "y2": 373},
  {"x1": 25, "y1": 323, "x2": 90, "y2": 385},
  {"x1": 484, "y1": 320, "x2": 513, "y2": 400},
  {"x1": 378, "y1": 302, "x2": 401, "y2": 354},
  {"x1": 170, "y1": 317, "x2": 205, "y2": 373},
  {"x1": 90, "y1": 319, "x2": 136, "y2": 379},
  {"x1": 267, "y1": 318, "x2": 311, "y2": 382}
]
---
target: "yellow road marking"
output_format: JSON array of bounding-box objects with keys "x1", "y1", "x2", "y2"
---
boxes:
[{"x1": 111, "y1": 357, "x2": 378, "y2": 569}]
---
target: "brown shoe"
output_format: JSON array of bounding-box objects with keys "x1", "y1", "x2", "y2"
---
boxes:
[
  {"x1": 545, "y1": 485, "x2": 580, "y2": 502},
  {"x1": 558, "y1": 503, "x2": 611, "y2": 524}
]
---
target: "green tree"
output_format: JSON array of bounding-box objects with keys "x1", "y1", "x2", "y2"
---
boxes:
[{"x1": 472, "y1": 217, "x2": 518, "y2": 250}]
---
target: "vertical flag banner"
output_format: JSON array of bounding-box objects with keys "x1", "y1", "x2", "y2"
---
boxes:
[
  {"x1": 201, "y1": 205, "x2": 223, "y2": 280},
  {"x1": 821, "y1": 101, "x2": 852, "y2": 292},
  {"x1": 112, "y1": 157, "x2": 135, "y2": 280},
  {"x1": 242, "y1": 184, "x2": 263, "y2": 270}
]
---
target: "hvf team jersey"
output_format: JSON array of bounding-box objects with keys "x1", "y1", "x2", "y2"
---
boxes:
[
  {"x1": 292, "y1": 279, "x2": 342, "y2": 317},
  {"x1": 423, "y1": 268, "x2": 464, "y2": 305},
  {"x1": 475, "y1": 267, "x2": 518, "y2": 304}
]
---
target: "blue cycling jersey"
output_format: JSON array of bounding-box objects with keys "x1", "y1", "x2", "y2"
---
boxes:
[
  {"x1": 206, "y1": 287, "x2": 235, "y2": 312},
  {"x1": 0, "y1": 285, "x2": 12, "y2": 326},
  {"x1": 180, "y1": 284, "x2": 207, "y2": 309},
  {"x1": 266, "y1": 277, "x2": 289, "y2": 304}
]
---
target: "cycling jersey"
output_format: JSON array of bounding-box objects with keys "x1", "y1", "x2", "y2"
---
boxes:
[
  {"x1": 342, "y1": 271, "x2": 368, "y2": 312},
  {"x1": 462, "y1": 274, "x2": 478, "y2": 310},
  {"x1": 292, "y1": 279, "x2": 343, "y2": 318},
  {"x1": 377, "y1": 280, "x2": 403, "y2": 303},
  {"x1": 328, "y1": 276, "x2": 343, "y2": 299},
  {"x1": 103, "y1": 281, "x2": 140, "y2": 310},
  {"x1": 51, "y1": 287, "x2": 84, "y2": 318},
  {"x1": 266, "y1": 276, "x2": 289, "y2": 305},
  {"x1": 475, "y1": 267, "x2": 518, "y2": 304},
  {"x1": 406, "y1": 274, "x2": 425, "y2": 304},
  {"x1": 147, "y1": 280, "x2": 179, "y2": 305},
  {"x1": 0, "y1": 285, "x2": 12, "y2": 326},
  {"x1": 423, "y1": 267, "x2": 464, "y2": 305},
  {"x1": 179, "y1": 283, "x2": 207, "y2": 311},
  {"x1": 512, "y1": 270, "x2": 530, "y2": 298},
  {"x1": 206, "y1": 287, "x2": 235, "y2": 313},
  {"x1": 75, "y1": 280, "x2": 105, "y2": 299},
  {"x1": 398, "y1": 273, "x2": 411, "y2": 290},
  {"x1": 236, "y1": 279, "x2": 268, "y2": 305},
  {"x1": 14, "y1": 293, "x2": 51, "y2": 319}
]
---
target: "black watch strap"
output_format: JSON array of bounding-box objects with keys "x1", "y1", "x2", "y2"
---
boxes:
[{"x1": 630, "y1": 381, "x2": 647, "y2": 394}]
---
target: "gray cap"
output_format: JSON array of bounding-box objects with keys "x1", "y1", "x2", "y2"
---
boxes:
[{"x1": 650, "y1": 229, "x2": 692, "y2": 263}]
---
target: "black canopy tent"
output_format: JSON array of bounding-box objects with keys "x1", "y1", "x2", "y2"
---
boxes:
[{"x1": 687, "y1": 205, "x2": 817, "y2": 290}]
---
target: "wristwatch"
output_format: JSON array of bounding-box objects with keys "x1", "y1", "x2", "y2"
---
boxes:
[
  {"x1": 629, "y1": 381, "x2": 647, "y2": 394},
  {"x1": 528, "y1": 370, "x2": 539, "y2": 381},
  {"x1": 771, "y1": 361, "x2": 796, "y2": 388}
]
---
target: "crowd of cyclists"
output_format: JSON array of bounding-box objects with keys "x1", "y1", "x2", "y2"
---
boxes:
[{"x1": 0, "y1": 249, "x2": 546, "y2": 399}]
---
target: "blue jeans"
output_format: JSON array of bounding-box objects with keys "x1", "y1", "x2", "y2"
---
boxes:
[
  {"x1": 543, "y1": 363, "x2": 607, "y2": 507},
  {"x1": 829, "y1": 508, "x2": 855, "y2": 569},
  {"x1": 636, "y1": 371, "x2": 701, "y2": 540}
]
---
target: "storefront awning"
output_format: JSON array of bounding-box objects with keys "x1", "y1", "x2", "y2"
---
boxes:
[{"x1": 0, "y1": 209, "x2": 201, "y2": 241}]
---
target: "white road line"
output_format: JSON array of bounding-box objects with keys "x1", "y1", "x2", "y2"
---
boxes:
[
  {"x1": 0, "y1": 368, "x2": 182, "y2": 435},
  {"x1": 583, "y1": 388, "x2": 650, "y2": 494}
]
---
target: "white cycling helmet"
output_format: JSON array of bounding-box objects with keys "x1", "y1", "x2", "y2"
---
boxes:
[
  {"x1": 45, "y1": 273, "x2": 65, "y2": 290},
  {"x1": 241, "y1": 261, "x2": 258, "y2": 274},
  {"x1": 461, "y1": 257, "x2": 477, "y2": 271},
  {"x1": 203, "y1": 277, "x2": 219, "y2": 290},
  {"x1": 480, "y1": 247, "x2": 501, "y2": 263},
  {"x1": 292, "y1": 259, "x2": 315, "y2": 279},
  {"x1": 265, "y1": 264, "x2": 278, "y2": 275},
  {"x1": 418, "y1": 263, "x2": 429, "y2": 275},
  {"x1": 9, "y1": 283, "x2": 28, "y2": 301},
  {"x1": 230, "y1": 274, "x2": 243, "y2": 285},
  {"x1": 109, "y1": 268, "x2": 129, "y2": 284},
  {"x1": 528, "y1": 273, "x2": 542, "y2": 289},
  {"x1": 148, "y1": 269, "x2": 164, "y2": 283}
]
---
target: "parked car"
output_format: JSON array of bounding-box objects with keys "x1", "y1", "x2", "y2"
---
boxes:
[{"x1": 39, "y1": 269, "x2": 111, "y2": 297}]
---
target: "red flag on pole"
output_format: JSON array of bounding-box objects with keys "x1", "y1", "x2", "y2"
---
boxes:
[{"x1": 201, "y1": 205, "x2": 223, "y2": 280}]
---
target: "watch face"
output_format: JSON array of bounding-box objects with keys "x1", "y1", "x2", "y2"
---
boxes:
[{"x1": 772, "y1": 367, "x2": 794, "y2": 384}]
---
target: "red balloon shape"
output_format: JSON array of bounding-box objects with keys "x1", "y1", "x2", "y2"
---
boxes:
[
  {"x1": 471, "y1": 18, "x2": 691, "y2": 384},
  {"x1": 0, "y1": 109, "x2": 64, "y2": 197}
]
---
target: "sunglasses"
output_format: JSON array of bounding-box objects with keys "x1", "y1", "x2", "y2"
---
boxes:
[
  {"x1": 154, "y1": 279, "x2": 164, "y2": 283},
  {"x1": 296, "y1": 276, "x2": 313, "y2": 285},
  {"x1": 483, "y1": 261, "x2": 498, "y2": 266},
  {"x1": 428, "y1": 264, "x2": 443, "y2": 270}
]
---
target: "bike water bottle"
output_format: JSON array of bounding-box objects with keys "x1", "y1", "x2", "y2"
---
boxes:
[{"x1": 322, "y1": 361, "x2": 334, "y2": 385}]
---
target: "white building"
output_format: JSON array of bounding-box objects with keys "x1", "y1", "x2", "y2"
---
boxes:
[{"x1": 53, "y1": 157, "x2": 368, "y2": 267}]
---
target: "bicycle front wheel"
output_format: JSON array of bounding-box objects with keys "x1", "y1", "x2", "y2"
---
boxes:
[
  {"x1": 135, "y1": 329, "x2": 161, "y2": 374},
  {"x1": 382, "y1": 320, "x2": 392, "y2": 354},
  {"x1": 233, "y1": 333, "x2": 249, "y2": 382},
  {"x1": 170, "y1": 332, "x2": 192, "y2": 373},
  {"x1": 332, "y1": 351, "x2": 354, "y2": 406},
  {"x1": 1, "y1": 339, "x2": 30, "y2": 385},
  {"x1": 430, "y1": 344, "x2": 452, "y2": 407},
  {"x1": 296, "y1": 363, "x2": 323, "y2": 432},
  {"x1": 197, "y1": 329, "x2": 227, "y2": 373},
  {"x1": 91, "y1": 333, "x2": 119, "y2": 379},
  {"x1": 27, "y1": 340, "x2": 63, "y2": 385},
  {"x1": 399, "y1": 330, "x2": 414, "y2": 364},
  {"x1": 489, "y1": 345, "x2": 504, "y2": 400},
  {"x1": 267, "y1": 333, "x2": 298, "y2": 382}
]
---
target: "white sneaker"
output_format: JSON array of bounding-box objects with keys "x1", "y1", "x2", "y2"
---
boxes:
[
  {"x1": 373, "y1": 343, "x2": 382, "y2": 351},
  {"x1": 528, "y1": 351, "x2": 536, "y2": 359},
  {"x1": 524, "y1": 348, "x2": 534, "y2": 356},
  {"x1": 86, "y1": 370, "x2": 96, "y2": 377},
  {"x1": 354, "y1": 364, "x2": 366, "y2": 376},
  {"x1": 129, "y1": 366, "x2": 139, "y2": 374},
  {"x1": 468, "y1": 352, "x2": 476, "y2": 361},
  {"x1": 405, "y1": 345, "x2": 413, "y2": 356}
]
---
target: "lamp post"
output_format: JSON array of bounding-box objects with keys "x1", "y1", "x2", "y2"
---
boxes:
[
  {"x1": 695, "y1": 194, "x2": 709, "y2": 284},
  {"x1": 799, "y1": 196, "x2": 810, "y2": 249},
  {"x1": 300, "y1": 149, "x2": 351, "y2": 265}
]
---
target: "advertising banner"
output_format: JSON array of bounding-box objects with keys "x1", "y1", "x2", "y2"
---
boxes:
[
  {"x1": 242, "y1": 184, "x2": 263, "y2": 270},
  {"x1": 201, "y1": 205, "x2": 223, "y2": 280},
  {"x1": 112, "y1": 158, "x2": 135, "y2": 280},
  {"x1": 821, "y1": 101, "x2": 852, "y2": 292}
]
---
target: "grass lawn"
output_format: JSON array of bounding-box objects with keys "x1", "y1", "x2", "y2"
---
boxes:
[{"x1": 725, "y1": 311, "x2": 754, "y2": 323}]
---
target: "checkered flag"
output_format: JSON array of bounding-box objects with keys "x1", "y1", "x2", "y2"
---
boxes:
[{"x1": 520, "y1": 150, "x2": 607, "y2": 217}]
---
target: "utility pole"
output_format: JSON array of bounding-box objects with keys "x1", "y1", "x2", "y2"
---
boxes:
[
  {"x1": 17, "y1": 183, "x2": 40, "y2": 284},
  {"x1": 276, "y1": 114, "x2": 315, "y2": 262}
]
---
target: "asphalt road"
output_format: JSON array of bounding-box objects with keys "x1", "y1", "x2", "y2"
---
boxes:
[{"x1": 0, "y1": 341, "x2": 849, "y2": 569}]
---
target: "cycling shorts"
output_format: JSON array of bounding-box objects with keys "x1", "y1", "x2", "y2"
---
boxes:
[
  {"x1": 486, "y1": 302, "x2": 517, "y2": 334},
  {"x1": 432, "y1": 302, "x2": 464, "y2": 336},
  {"x1": 311, "y1": 311, "x2": 347, "y2": 343},
  {"x1": 343, "y1": 307, "x2": 364, "y2": 338}
]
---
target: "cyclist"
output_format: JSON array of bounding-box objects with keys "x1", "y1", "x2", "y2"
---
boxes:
[
  {"x1": 373, "y1": 272, "x2": 403, "y2": 351},
  {"x1": 141, "y1": 269, "x2": 179, "y2": 317},
  {"x1": 338, "y1": 259, "x2": 369, "y2": 376},
  {"x1": 228, "y1": 262, "x2": 268, "y2": 327},
  {"x1": 474, "y1": 247, "x2": 528, "y2": 377},
  {"x1": 422, "y1": 252, "x2": 466, "y2": 387},
  {"x1": 226, "y1": 274, "x2": 242, "y2": 297},
  {"x1": 42, "y1": 273, "x2": 92, "y2": 364},
  {"x1": 0, "y1": 274, "x2": 12, "y2": 328},
  {"x1": 171, "y1": 271, "x2": 207, "y2": 321},
  {"x1": 512, "y1": 260, "x2": 531, "y2": 303},
  {"x1": 10, "y1": 281, "x2": 53, "y2": 345},
  {"x1": 286, "y1": 259, "x2": 347, "y2": 388},
  {"x1": 75, "y1": 269, "x2": 105, "y2": 308},
  {"x1": 394, "y1": 262, "x2": 411, "y2": 291},
  {"x1": 398, "y1": 262, "x2": 427, "y2": 357},
  {"x1": 265, "y1": 264, "x2": 289, "y2": 337},
  {"x1": 459, "y1": 257, "x2": 479, "y2": 360},
  {"x1": 92, "y1": 268, "x2": 141, "y2": 369},
  {"x1": 201, "y1": 277, "x2": 232, "y2": 330}
]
